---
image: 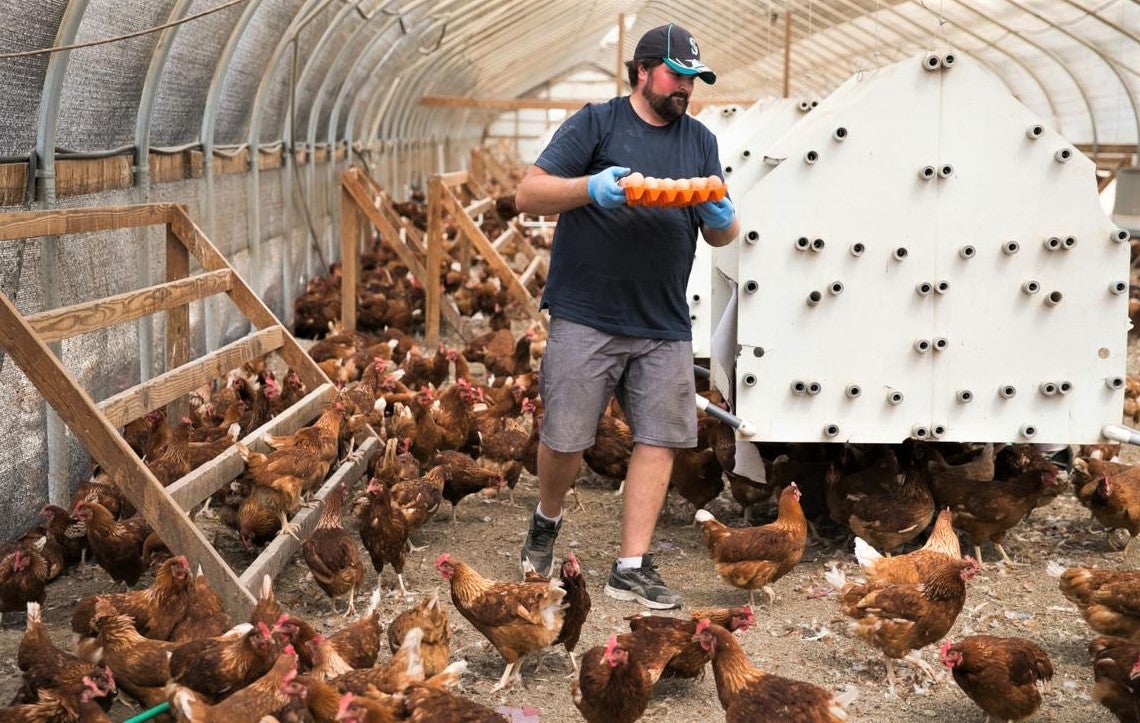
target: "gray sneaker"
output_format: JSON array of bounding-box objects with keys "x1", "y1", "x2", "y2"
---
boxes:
[
  {"x1": 603, "y1": 554, "x2": 682, "y2": 610},
  {"x1": 520, "y1": 512, "x2": 561, "y2": 578}
]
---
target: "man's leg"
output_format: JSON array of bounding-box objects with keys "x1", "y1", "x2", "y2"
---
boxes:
[
  {"x1": 605, "y1": 442, "x2": 683, "y2": 609},
  {"x1": 537, "y1": 442, "x2": 583, "y2": 520},
  {"x1": 619, "y1": 443, "x2": 675, "y2": 557}
]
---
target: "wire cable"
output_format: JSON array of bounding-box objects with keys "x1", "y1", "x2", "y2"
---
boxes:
[{"x1": 0, "y1": 0, "x2": 251, "y2": 60}]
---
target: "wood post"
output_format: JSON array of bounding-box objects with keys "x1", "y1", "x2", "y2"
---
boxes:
[
  {"x1": 340, "y1": 183, "x2": 360, "y2": 332},
  {"x1": 425, "y1": 175, "x2": 444, "y2": 349}
]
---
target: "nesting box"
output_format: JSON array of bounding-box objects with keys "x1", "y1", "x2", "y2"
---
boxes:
[
  {"x1": 713, "y1": 51, "x2": 1131, "y2": 444},
  {"x1": 691, "y1": 100, "x2": 810, "y2": 357}
]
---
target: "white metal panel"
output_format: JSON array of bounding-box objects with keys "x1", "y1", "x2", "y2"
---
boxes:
[{"x1": 730, "y1": 51, "x2": 1129, "y2": 444}]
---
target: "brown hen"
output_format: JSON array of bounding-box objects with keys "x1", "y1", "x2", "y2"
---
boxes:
[{"x1": 695, "y1": 483, "x2": 808, "y2": 605}]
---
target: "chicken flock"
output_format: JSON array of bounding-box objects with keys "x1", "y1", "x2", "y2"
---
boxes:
[{"x1": 4, "y1": 188, "x2": 1140, "y2": 721}]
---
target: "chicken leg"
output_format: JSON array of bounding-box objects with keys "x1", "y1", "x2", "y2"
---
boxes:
[
  {"x1": 341, "y1": 585, "x2": 357, "y2": 618},
  {"x1": 277, "y1": 512, "x2": 301, "y2": 540},
  {"x1": 904, "y1": 653, "x2": 936, "y2": 681},
  {"x1": 883, "y1": 656, "x2": 898, "y2": 689},
  {"x1": 490, "y1": 659, "x2": 522, "y2": 692}
]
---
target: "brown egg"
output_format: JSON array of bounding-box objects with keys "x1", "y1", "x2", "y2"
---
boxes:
[{"x1": 622, "y1": 171, "x2": 645, "y2": 188}]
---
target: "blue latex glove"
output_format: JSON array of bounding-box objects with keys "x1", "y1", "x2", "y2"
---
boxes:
[
  {"x1": 697, "y1": 196, "x2": 735, "y2": 231},
  {"x1": 586, "y1": 166, "x2": 631, "y2": 209}
]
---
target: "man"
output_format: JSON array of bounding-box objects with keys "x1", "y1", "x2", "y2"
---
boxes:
[{"x1": 514, "y1": 22, "x2": 739, "y2": 610}]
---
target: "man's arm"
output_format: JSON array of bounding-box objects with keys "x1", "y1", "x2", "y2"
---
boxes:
[
  {"x1": 702, "y1": 216, "x2": 739, "y2": 247},
  {"x1": 514, "y1": 165, "x2": 591, "y2": 216}
]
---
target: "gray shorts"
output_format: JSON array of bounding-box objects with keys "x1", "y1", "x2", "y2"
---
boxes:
[{"x1": 538, "y1": 317, "x2": 697, "y2": 452}]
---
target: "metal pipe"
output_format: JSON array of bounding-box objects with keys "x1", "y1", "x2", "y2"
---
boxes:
[
  {"x1": 35, "y1": 0, "x2": 90, "y2": 508},
  {"x1": 695, "y1": 395, "x2": 758, "y2": 437},
  {"x1": 1103, "y1": 424, "x2": 1140, "y2": 446},
  {"x1": 248, "y1": 0, "x2": 331, "y2": 323},
  {"x1": 200, "y1": 0, "x2": 265, "y2": 352},
  {"x1": 134, "y1": 0, "x2": 194, "y2": 382}
]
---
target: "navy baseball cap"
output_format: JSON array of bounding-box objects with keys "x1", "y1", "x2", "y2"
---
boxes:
[{"x1": 633, "y1": 22, "x2": 716, "y2": 84}]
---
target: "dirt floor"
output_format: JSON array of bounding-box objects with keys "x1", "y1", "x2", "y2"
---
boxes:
[
  {"x1": 1, "y1": 331, "x2": 1137, "y2": 722},
  {"x1": 0, "y1": 450, "x2": 1133, "y2": 722}
]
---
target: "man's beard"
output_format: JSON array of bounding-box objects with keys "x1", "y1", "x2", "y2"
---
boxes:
[{"x1": 643, "y1": 77, "x2": 689, "y2": 122}]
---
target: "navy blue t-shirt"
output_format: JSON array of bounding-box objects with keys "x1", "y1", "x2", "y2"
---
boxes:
[{"x1": 534, "y1": 96, "x2": 723, "y2": 340}]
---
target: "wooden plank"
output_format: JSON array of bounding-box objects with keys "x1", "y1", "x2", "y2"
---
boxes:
[
  {"x1": 213, "y1": 150, "x2": 250, "y2": 176},
  {"x1": 167, "y1": 207, "x2": 331, "y2": 392},
  {"x1": 442, "y1": 186, "x2": 546, "y2": 328},
  {"x1": 56, "y1": 156, "x2": 132, "y2": 197},
  {"x1": 343, "y1": 170, "x2": 425, "y2": 279},
  {"x1": 165, "y1": 222, "x2": 190, "y2": 423},
  {"x1": 479, "y1": 150, "x2": 515, "y2": 190},
  {"x1": 239, "y1": 435, "x2": 377, "y2": 592},
  {"x1": 491, "y1": 227, "x2": 515, "y2": 253},
  {"x1": 167, "y1": 382, "x2": 336, "y2": 511},
  {"x1": 340, "y1": 185, "x2": 360, "y2": 333},
  {"x1": 425, "y1": 177, "x2": 443, "y2": 349},
  {"x1": 149, "y1": 151, "x2": 199, "y2": 184},
  {"x1": 437, "y1": 170, "x2": 468, "y2": 187},
  {"x1": 519, "y1": 255, "x2": 544, "y2": 287},
  {"x1": 0, "y1": 161, "x2": 29, "y2": 207},
  {"x1": 0, "y1": 286, "x2": 256, "y2": 620},
  {"x1": 258, "y1": 147, "x2": 284, "y2": 171},
  {"x1": 27, "y1": 270, "x2": 233, "y2": 344},
  {"x1": 0, "y1": 204, "x2": 176, "y2": 242},
  {"x1": 462, "y1": 175, "x2": 490, "y2": 204},
  {"x1": 464, "y1": 197, "x2": 493, "y2": 218},
  {"x1": 99, "y1": 326, "x2": 284, "y2": 428}
]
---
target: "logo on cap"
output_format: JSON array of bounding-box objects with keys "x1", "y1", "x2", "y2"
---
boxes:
[{"x1": 690, "y1": 37, "x2": 699, "y2": 57}]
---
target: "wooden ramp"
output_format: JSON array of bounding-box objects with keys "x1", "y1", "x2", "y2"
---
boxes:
[
  {"x1": 428, "y1": 169, "x2": 548, "y2": 345},
  {"x1": 0, "y1": 203, "x2": 376, "y2": 620},
  {"x1": 340, "y1": 166, "x2": 469, "y2": 342}
]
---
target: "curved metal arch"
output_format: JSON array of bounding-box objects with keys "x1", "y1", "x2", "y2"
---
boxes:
[
  {"x1": 34, "y1": 0, "x2": 91, "y2": 508},
  {"x1": 284, "y1": 0, "x2": 362, "y2": 145},
  {"x1": 281, "y1": 0, "x2": 360, "y2": 249},
  {"x1": 305, "y1": 1, "x2": 406, "y2": 148},
  {"x1": 996, "y1": 0, "x2": 1139, "y2": 145},
  {"x1": 200, "y1": 0, "x2": 267, "y2": 153},
  {"x1": 305, "y1": 0, "x2": 434, "y2": 194},
  {"x1": 333, "y1": 14, "x2": 426, "y2": 156},
  {"x1": 379, "y1": 0, "x2": 599, "y2": 139},
  {"x1": 247, "y1": 0, "x2": 336, "y2": 152},
  {"x1": 35, "y1": 0, "x2": 91, "y2": 206},
  {"x1": 243, "y1": 0, "x2": 331, "y2": 310},
  {"x1": 133, "y1": 0, "x2": 195, "y2": 381},
  {"x1": 385, "y1": 10, "x2": 639, "y2": 142},
  {"x1": 198, "y1": 0, "x2": 265, "y2": 352},
  {"x1": 340, "y1": 3, "x2": 440, "y2": 157},
  {"x1": 739, "y1": 5, "x2": 938, "y2": 99},
  {"x1": 940, "y1": 0, "x2": 1100, "y2": 150},
  {"x1": 1055, "y1": 0, "x2": 1137, "y2": 44},
  {"x1": 830, "y1": 0, "x2": 1062, "y2": 129},
  {"x1": 705, "y1": 10, "x2": 894, "y2": 101},
  {"x1": 135, "y1": 0, "x2": 194, "y2": 188}
]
